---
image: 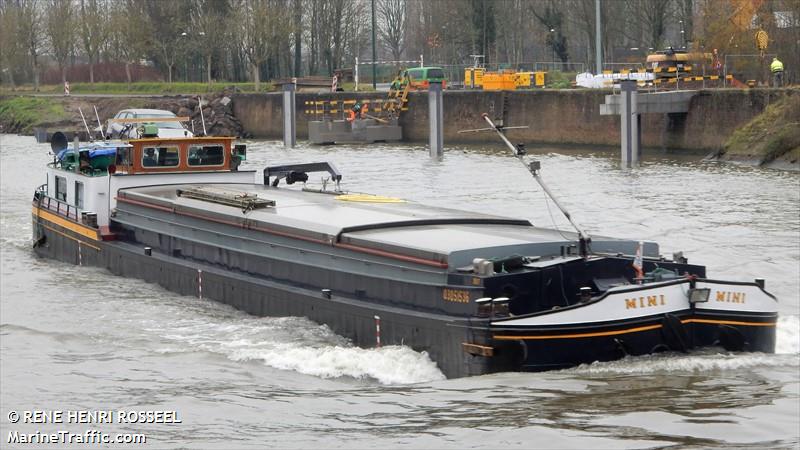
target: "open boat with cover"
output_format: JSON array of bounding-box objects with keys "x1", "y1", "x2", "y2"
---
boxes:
[{"x1": 31, "y1": 119, "x2": 777, "y2": 378}]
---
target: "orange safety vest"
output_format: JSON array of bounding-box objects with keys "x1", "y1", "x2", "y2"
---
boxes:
[{"x1": 347, "y1": 110, "x2": 356, "y2": 122}]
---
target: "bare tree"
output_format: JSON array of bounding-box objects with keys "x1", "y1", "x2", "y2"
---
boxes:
[
  {"x1": 293, "y1": 0, "x2": 302, "y2": 76},
  {"x1": 44, "y1": 0, "x2": 74, "y2": 84},
  {"x1": 675, "y1": 0, "x2": 693, "y2": 46},
  {"x1": 304, "y1": 0, "x2": 367, "y2": 76},
  {"x1": 269, "y1": 0, "x2": 295, "y2": 79},
  {"x1": 237, "y1": 0, "x2": 273, "y2": 90},
  {"x1": 378, "y1": 0, "x2": 405, "y2": 61},
  {"x1": 469, "y1": 0, "x2": 496, "y2": 63},
  {"x1": 191, "y1": 0, "x2": 231, "y2": 87},
  {"x1": 305, "y1": 0, "x2": 319, "y2": 75},
  {"x1": 532, "y1": 1, "x2": 570, "y2": 63},
  {"x1": 326, "y1": 0, "x2": 345, "y2": 75},
  {"x1": 143, "y1": 0, "x2": 186, "y2": 83},
  {"x1": 79, "y1": 0, "x2": 106, "y2": 83},
  {"x1": 0, "y1": 2, "x2": 22, "y2": 89},
  {"x1": 494, "y1": 0, "x2": 528, "y2": 65},
  {"x1": 631, "y1": 0, "x2": 673, "y2": 51},
  {"x1": 339, "y1": 0, "x2": 368, "y2": 71},
  {"x1": 404, "y1": 0, "x2": 477, "y2": 66},
  {"x1": 566, "y1": 0, "x2": 615, "y2": 71},
  {"x1": 16, "y1": 0, "x2": 42, "y2": 90},
  {"x1": 108, "y1": 0, "x2": 151, "y2": 85}
]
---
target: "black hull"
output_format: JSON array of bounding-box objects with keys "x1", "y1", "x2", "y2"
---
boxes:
[
  {"x1": 32, "y1": 212, "x2": 778, "y2": 379},
  {"x1": 496, "y1": 313, "x2": 777, "y2": 371},
  {"x1": 32, "y1": 214, "x2": 512, "y2": 378}
]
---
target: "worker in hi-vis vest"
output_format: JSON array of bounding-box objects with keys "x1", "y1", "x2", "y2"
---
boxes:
[{"x1": 770, "y1": 57, "x2": 784, "y2": 87}]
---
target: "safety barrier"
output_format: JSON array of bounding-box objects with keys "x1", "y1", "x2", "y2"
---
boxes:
[
  {"x1": 603, "y1": 74, "x2": 733, "y2": 88},
  {"x1": 303, "y1": 98, "x2": 408, "y2": 115}
]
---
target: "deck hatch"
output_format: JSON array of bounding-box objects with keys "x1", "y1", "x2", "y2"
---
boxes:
[{"x1": 176, "y1": 186, "x2": 275, "y2": 212}]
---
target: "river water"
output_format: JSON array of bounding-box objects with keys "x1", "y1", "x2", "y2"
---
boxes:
[{"x1": 1, "y1": 134, "x2": 798, "y2": 448}]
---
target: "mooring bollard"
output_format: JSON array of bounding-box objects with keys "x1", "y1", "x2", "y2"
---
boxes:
[
  {"x1": 619, "y1": 80, "x2": 641, "y2": 167},
  {"x1": 428, "y1": 80, "x2": 443, "y2": 158},
  {"x1": 282, "y1": 80, "x2": 297, "y2": 148}
]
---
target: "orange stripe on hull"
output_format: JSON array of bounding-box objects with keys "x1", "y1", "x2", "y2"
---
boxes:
[
  {"x1": 494, "y1": 324, "x2": 662, "y2": 340},
  {"x1": 493, "y1": 318, "x2": 776, "y2": 340}
]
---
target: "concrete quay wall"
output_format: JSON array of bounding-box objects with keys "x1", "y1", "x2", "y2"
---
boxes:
[{"x1": 231, "y1": 89, "x2": 791, "y2": 152}]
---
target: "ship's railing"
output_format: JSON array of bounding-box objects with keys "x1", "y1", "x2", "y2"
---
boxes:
[
  {"x1": 34, "y1": 184, "x2": 80, "y2": 222},
  {"x1": 46, "y1": 161, "x2": 110, "y2": 177}
]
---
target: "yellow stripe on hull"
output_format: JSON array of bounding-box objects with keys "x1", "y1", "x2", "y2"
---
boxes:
[
  {"x1": 38, "y1": 222, "x2": 101, "y2": 251},
  {"x1": 682, "y1": 318, "x2": 776, "y2": 327},
  {"x1": 32, "y1": 207, "x2": 100, "y2": 241}
]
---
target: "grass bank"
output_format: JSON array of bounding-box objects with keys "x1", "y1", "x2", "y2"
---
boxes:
[
  {"x1": 719, "y1": 88, "x2": 800, "y2": 167},
  {"x1": 0, "y1": 96, "x2": 68, "y2": 133}
]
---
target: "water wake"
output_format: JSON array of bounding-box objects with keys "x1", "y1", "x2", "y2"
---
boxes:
[
  {"x1": 153, "y1": 315, "x2": 445, "y2": 385},
  {"x1": 567, "y1": 315, "x2": 799, "y2": 375}
]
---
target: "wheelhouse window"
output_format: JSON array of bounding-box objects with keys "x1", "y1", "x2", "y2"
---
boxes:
[
  {"x1": 55, "y1": 176, "x2": 67, "y2": 201},
  {"x1": 188, "y1": 144, "x2": 224, "y2": 166},
  {"x1": 142, "y1": 146, "x2": 179, "y2": 167},
  {"x1": 116, "y1": 147, "x2": 131, "y2": 167},
  {"x1": 75, "y1": 181, "x2": 84, "y2": 209}
]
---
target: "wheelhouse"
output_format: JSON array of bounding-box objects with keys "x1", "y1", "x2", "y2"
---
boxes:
[
  {"x1": 37, "y1": 136, "x2": 251, "y2": 230},
  {"x1": 114, "y1": 136, "x2": 246, "y2": 174}
]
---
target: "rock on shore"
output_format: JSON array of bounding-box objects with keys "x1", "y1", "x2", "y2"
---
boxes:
[{"x1": 161, "y1": 88, "x2": 247, "y2": 138}]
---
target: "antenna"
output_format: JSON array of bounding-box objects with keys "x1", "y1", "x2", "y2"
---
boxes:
[
  {"x1": 78, "y1": 108, "x2": 92, "y2": 141},
  {"x1": 93, "y1": 106, "x2": 103, "y2": 139},
  {"x1": 466, "y1": 114, "x2": 591, "y2": 256},
  {"x1": 198, "y1": 96, "x2": 207, "y2": 136}
]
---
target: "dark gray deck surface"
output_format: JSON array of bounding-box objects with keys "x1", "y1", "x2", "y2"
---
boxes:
[{"x1": 119, "y1": 183, "x2": 654, "y2": 267}]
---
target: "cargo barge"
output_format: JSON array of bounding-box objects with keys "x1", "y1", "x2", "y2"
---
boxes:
[{"x1": 32, "y1": 132, "x2": 778, "y2": 378}]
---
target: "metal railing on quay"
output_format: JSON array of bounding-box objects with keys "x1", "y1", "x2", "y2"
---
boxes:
[
  {"x1": 724, "y1": 53, "x2": 777, "y2": 87},
  {"x1": 602, "y1": 62, "x2": 645, "y2": 72}
]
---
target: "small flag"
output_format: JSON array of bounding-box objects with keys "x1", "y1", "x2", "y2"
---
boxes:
[{"x1": 633, "y1": 241, "x2": 644, "y2": 283}]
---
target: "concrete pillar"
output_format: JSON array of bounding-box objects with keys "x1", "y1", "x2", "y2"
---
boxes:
[
  {"x1": 428, "y1": 81, "x2": 443, "y2": 158},
  {"x1": 282, "y1": 81, "x2": 296, "y2": 148},
  {"x1": 619, "y1": 80, "x2": 640, "y2": 167},
  {"x1": 354, "y1": 57, "x2": 359, "y2": 91}
]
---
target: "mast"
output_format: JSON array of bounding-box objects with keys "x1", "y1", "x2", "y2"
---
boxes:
[{"x1": 479, "y1": 113, "x2": 591, "y2": 256}]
